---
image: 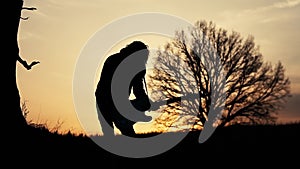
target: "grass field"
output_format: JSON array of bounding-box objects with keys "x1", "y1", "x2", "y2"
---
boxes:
[{"x1": 3, "y1": 122, "x2": 299, "y2": 168}]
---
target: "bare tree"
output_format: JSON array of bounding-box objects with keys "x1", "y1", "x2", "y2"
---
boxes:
[
  {"x1": 148, "y1": 20, "x2": 291, "y2": 131},
  {"x1": 2, "y1": 0, "x2": 39, "y2": 133}
]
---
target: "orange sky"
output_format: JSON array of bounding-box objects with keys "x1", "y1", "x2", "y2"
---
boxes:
[{"x1": 17, "y1": 0, "x2": 300, "y2": 135}]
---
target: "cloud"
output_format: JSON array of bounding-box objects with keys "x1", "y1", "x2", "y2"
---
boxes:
[
  {"x1": 291, "y1": 76, "x2": 300, "y2": 84},
  {"x1": 243, "y1": 0, "x2": 300, "y2": 14},
  {"x1": 218, "y1": 0, "x2": 300, "y2": 28},
  {"x1": 277, "y1": 93, "x2": 300, "y2": 123},
  {"x1": 273, "y1": 0, "x2": 300, "y2": 8},
  {"x1": 19, "y1": 31, "x2": 42, "y2": 41},
  {"x1": 219, "y1": 0, "x2": 300, "y2": 24}
]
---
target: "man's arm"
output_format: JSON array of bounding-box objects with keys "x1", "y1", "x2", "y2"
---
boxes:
[{"x1": 130, "y1": 70, "x2": 147, "y2": 98}]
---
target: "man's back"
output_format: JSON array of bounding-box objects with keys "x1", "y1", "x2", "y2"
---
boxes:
[
  {"x1": 95, "y1": 41, "x2": 151, "y2": 137},
  {"x1": 96, "y1": 53, "x2": 124, "y2": 102}
]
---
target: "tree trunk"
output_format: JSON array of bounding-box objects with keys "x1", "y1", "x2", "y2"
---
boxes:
[{"x1": 2, "y1": 0, "x2": 27, "y2": 134}]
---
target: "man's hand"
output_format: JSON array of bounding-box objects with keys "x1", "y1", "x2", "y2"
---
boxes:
[{"x1": 149, "y1": 100, "x2": 161, "y2": 111}]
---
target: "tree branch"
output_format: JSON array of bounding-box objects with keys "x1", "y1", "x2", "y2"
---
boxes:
[
  {"x1": 22, "y1": 7, "x2": 37, "y2": 11},
  {"x1": 20, "y1": 16, "x2": 29, "y2": 20},
  {"x1": 17, "y1": 55, "x2": 40, "y2": 70},
  {"x1": 21, "y1": 7, "x2": 37, "y2": 20}
]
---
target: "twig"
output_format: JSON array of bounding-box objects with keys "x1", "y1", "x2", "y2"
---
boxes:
[{"x1": 22, "y1": 7, "x2": 37, "y2": 11}]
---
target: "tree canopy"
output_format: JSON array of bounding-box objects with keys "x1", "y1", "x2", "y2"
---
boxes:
[{"x1": 148, "y1": 20, "x2": 291, "y2": 131}]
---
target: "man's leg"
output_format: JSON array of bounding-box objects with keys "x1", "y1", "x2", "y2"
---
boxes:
[
  {"x1": 96, "y1": 104, "x2": 115, "y2": 137},
  {"x1": 114, "y1": 118, "x2": 136, "y2": 137}
]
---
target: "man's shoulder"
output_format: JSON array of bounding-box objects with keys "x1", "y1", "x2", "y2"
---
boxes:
[{"x1": 105, "y1": 53, "x2": 122, "y2": 64}]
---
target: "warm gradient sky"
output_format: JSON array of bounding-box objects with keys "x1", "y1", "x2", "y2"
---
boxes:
[{"x1": 18, "y1": 0, "x2": 300, "y2": 135}]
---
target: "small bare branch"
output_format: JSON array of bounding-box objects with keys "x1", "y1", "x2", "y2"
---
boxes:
[
  {"x1": 17, "y1": 55, "x2": 40, "y2": 70},
  {"x1": 20, "y1": 16, "x2": 29, "y2": 20},
  {"x1": 22, "y1": 7, "x2": 37, "y2": 11},
  {"x1": 21, "y1": 6, "x2": 37, "y2": 20}
]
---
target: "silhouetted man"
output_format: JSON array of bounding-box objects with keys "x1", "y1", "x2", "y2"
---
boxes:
[{"x1": 95, "y1": 41, "x2": 151, "y2": 137}]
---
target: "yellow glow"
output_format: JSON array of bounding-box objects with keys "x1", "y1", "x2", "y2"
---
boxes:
[{"x1": 17, "y1": 0, "x2": 300, "y2": 135}]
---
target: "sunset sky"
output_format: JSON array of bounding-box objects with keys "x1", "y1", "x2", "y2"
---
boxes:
[{"x1": 17, "y1": 0, "x2": 300, "y2": 135}]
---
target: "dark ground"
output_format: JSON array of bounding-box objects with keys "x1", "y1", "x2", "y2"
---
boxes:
[{"x1": 3, "y1": 123, "x2": 300, "y2": 168}]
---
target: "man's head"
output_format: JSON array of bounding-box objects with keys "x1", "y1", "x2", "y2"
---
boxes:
[{"x1": 120, "y1": 41, "x2": 149, "y2": 64}]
